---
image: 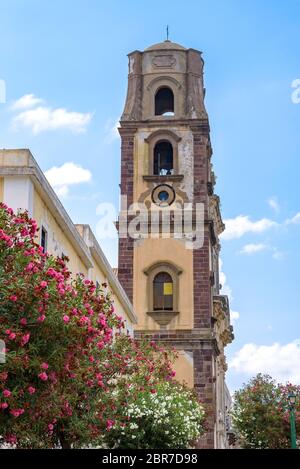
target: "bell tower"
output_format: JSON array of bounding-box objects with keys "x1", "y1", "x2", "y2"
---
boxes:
[{"x1": 118, "y1": 40, "x2": 234, "y2": 448}]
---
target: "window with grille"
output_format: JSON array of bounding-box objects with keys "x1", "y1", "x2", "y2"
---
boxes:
[{"x1": 153, "y1": 272, "x2": 173, "y2": 311}]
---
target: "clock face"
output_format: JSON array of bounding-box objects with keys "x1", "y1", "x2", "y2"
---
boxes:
[{"x1": 152, "y1": 184, "x2": 175, "y2": 207}]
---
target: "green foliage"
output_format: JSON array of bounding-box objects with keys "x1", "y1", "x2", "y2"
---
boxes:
[{"x1": 232, "y1": 374, "x2": 300, "y2": 448}]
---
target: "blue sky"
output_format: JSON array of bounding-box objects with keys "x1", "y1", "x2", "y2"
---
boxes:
[{"x1": 1, "y1": 0, "x2": 300, "y2": 392}]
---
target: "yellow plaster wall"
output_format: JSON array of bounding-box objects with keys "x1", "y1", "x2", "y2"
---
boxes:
[
  {"x1": 89, "y1": 255, "x2": 134, "y2": 332},
  {"x1": 89, "y1": 256, "x2": 107, "y2": 285},
  {"x1": 133, "y1": 237, "x2": 194, "y2": 330},
  {"x1": 173, "y1": 351, "x2": 194, "y2": 388},
  {"x1": 33, "y1": 189, "x2": 88, "y2": 276}
]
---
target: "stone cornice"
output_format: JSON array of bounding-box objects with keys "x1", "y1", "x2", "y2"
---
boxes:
[
  {"x1": 119, "y1": 119, "x2": 210, "y2": 131},
  {"x1": 134, "y1": 328, "x2": 220, "y2": 353}
]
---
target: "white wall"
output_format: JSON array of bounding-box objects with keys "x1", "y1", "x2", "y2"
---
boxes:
[{"x1": 3, "y1": 176, "x2": 33, "y2": 216}]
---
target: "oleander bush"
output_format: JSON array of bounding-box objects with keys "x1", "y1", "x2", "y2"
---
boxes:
[
  {"x1": 232, "y1": 374, "x2": 300, "y2": 448},
  {"x1": 102, "y1": 381, "x2": 206, "y2": 449},
  {"x1": 0, "y1": 203, "x2": 178, "y2": 448}
]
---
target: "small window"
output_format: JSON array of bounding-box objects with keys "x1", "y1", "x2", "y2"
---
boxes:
[
  {"x1": 154, "y1": 141, "x2": 173, "y2": 175},
  {"x1": 155, "y1": 87, "x2": 174, "y2": 116},
  {"x1": 153, "y1": 272, "x2": 173, "y2": 311},
  {"x1": 41, "y1": 226, "x2": 47, "y2": 253}
]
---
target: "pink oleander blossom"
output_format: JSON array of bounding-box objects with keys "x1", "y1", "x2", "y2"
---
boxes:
[{"x1": 38, "y1": 372, "x2": 48, "y2": 381}]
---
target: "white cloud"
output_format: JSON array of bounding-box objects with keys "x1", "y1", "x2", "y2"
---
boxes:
[
  {"x1": 13, "y1": 106, "x2": 92, "y2": 134},
  {"x1": 54, "y1": 185, "x2": 69, "y2": 197},
  {"x1": 230, "y1": 310, "x2": 240, "y2": 324},
  {"x1": 285, "y1": 212, "x2": 300, "y2": 225},
  {"x1": 45, "y1": 162, "x2": 92, "y2": 197},
  {"x1": 272, "y1": 248, "x2": 286, "y2": 260},
  {"x1": 219, "y1": 258, "x2": 233, "y2": 301},
  {"x1": 11, "y1": 93, "x2": 44, "y2": 110},
  {"x1": 219, "y1": 259, "x2": 239, "y2": 324},
  {"x1": 229, "y1": 340, "x2": 300, "y2": 384},
  {"x1": 268, "y1": 196, "x2": 280, "y2": 213},
  {"x1": 239, "y1": 243, "x2": 269, "y2": 255},
  {"x1": 221, "y1": 215, "x2": 277, "y2": 240},
  {"x1": 104, "y1": 118, "x2": 120, "y2": 143}
]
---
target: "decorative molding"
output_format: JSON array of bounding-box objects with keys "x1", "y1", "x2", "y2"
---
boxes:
[
  {"x1": 143, "y1": 261, "x2": 183, "y2": 276},
  {"x1": 152, "y1": 55, "x2": 176, "y2": 68},
  {"x1": 143, "y1": 175, "x2": 184, "y2": 182},
  {"x1": 146, "y1": 75, "x2": 182, "y2": 91},
  {"x1": 147, "y1": 310, "x2": 179, "y2": 326},
  {"x1": 144, "y1": 129, "x2": 181, "y2": 143}
]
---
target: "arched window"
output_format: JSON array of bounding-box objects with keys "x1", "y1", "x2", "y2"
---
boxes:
[
  {"x1": 154, "y1": 141, "x2": 173, "y2": 175},
  {"x1": 155, "y1": 87, "x2": 174, "y2": 116},
  {"x1": 153, "y1": 272, "x2": 173, "y2": 311}
]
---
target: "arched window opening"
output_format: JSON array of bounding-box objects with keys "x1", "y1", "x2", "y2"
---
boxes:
[
  {"x1": 155, "y1": 87, "x2": 174, "y2": 116},
  {"x1": 153, "y1": 272, "x2": 173, "y2": 311},
  {"x1": 154, "y1": 141, "x2": 173, "y2": 175}
]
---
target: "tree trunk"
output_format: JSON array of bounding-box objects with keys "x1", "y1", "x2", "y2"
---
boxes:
[{"x1": 58, "y1": 431, "x2": 71, "y2": 449}]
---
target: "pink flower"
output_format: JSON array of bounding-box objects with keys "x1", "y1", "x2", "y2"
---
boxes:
[
  {"x1": 41, "y1": 362, "x2": 49, "y2": 369},
  {"x1": 21, "y1": 333, "x2": 30, "y2": 346},
  {"x1": 106, "y1": 419, "x2": 115, "y2": 431},
  {"x1": 38, "y1": 372, "x2": 48, "y2": 381},
  {"x1": 63, "y1": 315, "x2": 70, "y2": 323},
  {"x1": 8, "y1": 333, "x2": 16, "y2": 340},
  {"x1": 9, "y1": 295, "x2": 18, "y2": 302},
  {"x1": 28, "y1": 386, "x2": 36, "y2": 395},
  {"x1": 79, "y1": 316, "x2": 89, "y2": 326},
  {"x1": 40, "y1": 281, "x2": 48, "y2": 289},
  {"x1": 10, "y1": 408, "x2": 24, "y2": 418},
  {"x1": 25, "y1": 262, "x2": 34, "y2": 272},
  {"x1": 0, "y1": 402, "x2": 8, "y2": 409},
  {"x1": 37, "y1": 315, "x2": 46, "y2": 322},
  {"x1": 5, "y1": 434, "x2": 17, "y2": 445},
  {"x1": 97, "y1": 341, "x2": 104, "y2": 350},
  {"x1": 48, "y1": 423, "x2": 54, "y2": 431},
  {"x1": 20, "y1": 318, "x2": 27, "y2": 326}
]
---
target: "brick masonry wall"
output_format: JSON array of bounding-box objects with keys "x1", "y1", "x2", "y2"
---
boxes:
[
  {"x1": 192, "y1": 126, "x2": 216, "y2": 448},
  {"x1": 118, "y1": 129, "x2": 135, "y2": 303}
]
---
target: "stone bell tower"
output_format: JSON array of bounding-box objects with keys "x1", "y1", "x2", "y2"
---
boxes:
[{"x1": 117, "y1": 40, "x2": 234, "y2": 449}]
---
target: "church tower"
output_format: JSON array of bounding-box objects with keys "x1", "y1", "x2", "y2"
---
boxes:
[{"x1": 117, "y1": 40, "x2": 234, "y2": 448}]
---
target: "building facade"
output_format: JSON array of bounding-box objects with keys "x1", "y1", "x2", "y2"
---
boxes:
[
  {"x1": 0, "y1": 149, "x2": 137, "y2": 334},
  {"x1": 117, "y1": 40, "x2": 233, "y2": 448}
]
